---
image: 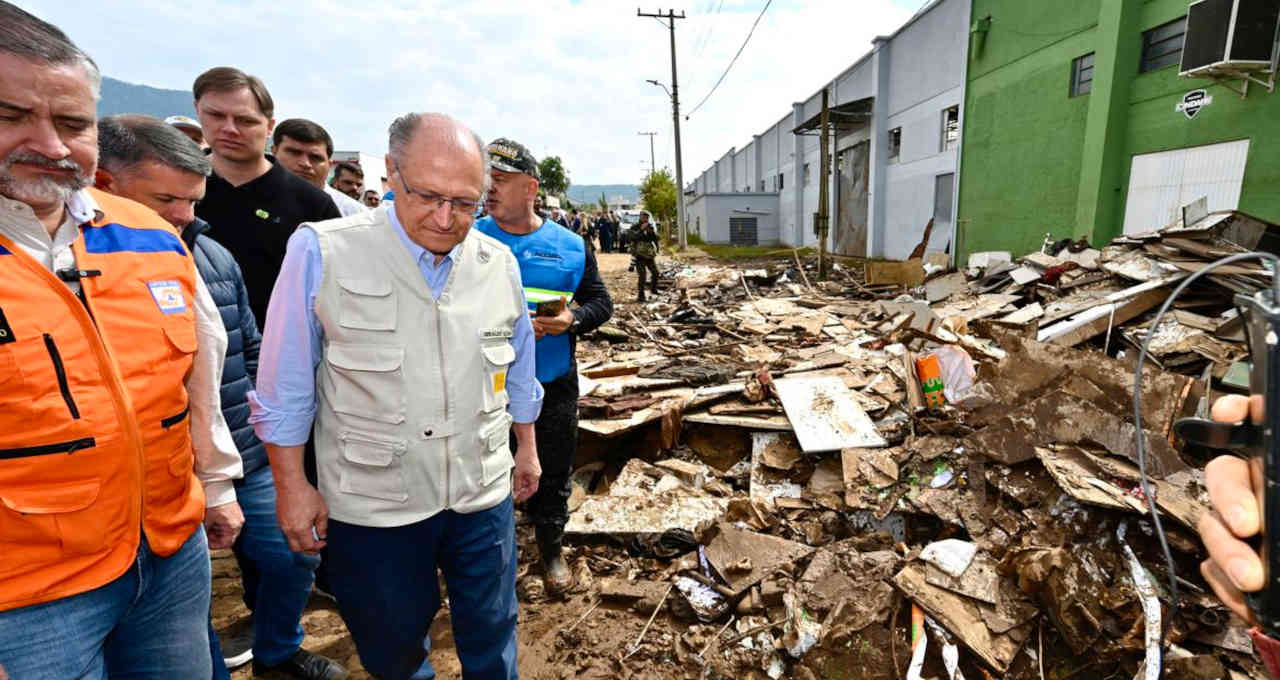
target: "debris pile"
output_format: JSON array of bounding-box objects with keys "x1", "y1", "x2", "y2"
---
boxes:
[{"x1": 532, "y1": 209, "x2": 1276, "y2": 680}]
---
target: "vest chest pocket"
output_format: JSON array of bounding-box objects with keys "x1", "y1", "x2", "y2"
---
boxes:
[
  {"x1": 480, "y1": 341, "x2": 515, "y2": 412},
  {"x1": 325, "y1": 344, "x2": 406, "y2": 424},
  {"x1": 337, "y1": 431, "x2": 408, "y2": 503},
  {"x1": 337, "y1": 278, "x2": 396, "y2": 331}
]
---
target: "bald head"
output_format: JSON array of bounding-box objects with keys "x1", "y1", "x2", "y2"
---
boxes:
[{"x1": 387, "y1": 113, "x2": 488, "y2": 190}]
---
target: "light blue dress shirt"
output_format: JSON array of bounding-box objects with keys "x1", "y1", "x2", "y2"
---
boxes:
[{"x1": 248, "y1": 205, "x2": 543, "y2": 447}]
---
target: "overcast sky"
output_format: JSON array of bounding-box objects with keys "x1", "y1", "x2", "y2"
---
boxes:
[{"x1": 22, "y1": 0, "x2": 919, "y2": 186}]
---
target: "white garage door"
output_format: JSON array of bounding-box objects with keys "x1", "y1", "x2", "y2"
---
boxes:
[{"x1": 1122, "y1": 139, "x2": 1251, "y2": 234}]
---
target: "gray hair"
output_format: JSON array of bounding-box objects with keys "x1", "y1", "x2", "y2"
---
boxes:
[
  {"x1": 387, "y1": 113, "x2": 491, "y2": 194},
  {"x1": 98, "y1": 115, "x2": 212, "y2": 178},
  {"x1": 0, "y1": 1, "x2": 101, "y2": 99}
]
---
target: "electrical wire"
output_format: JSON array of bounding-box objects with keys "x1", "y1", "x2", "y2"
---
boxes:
[
  {"x1": 1133, "y1": 251, "x2": 1280, "y2": 671},
  {"x1": 685, "y1": 0, "x2": 773, "y2": 119}
]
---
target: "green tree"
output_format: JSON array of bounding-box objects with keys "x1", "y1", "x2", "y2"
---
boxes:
[
  {"x1": 639, "y1": 169, "x2": 677, "y2": 243},
  {"x1": 598, "y1": 192, "x2": 608, "y2": 213},
  {"x1": 538, "y1": 156, "x2": 569, "y2": 197}
]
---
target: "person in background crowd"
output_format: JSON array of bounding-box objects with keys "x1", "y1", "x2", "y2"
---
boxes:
[
  {"x1": 596, "y1": 211, "x2": 611, "y2": 253},
  {"x1": 0, "y1": 6, "x2": 243, "y2": 677},
  {"x1": 604, "y1": 211, "x2": 617, "y2": 253},
  {"x1": 630, "y1": 211, "x2": 661, "y2": 302},
  {"x1": 475, "y1": 138, "x2": 613, "y2": 597},
  {"x1": 583, "y1": 213, "x2": 598, "y2": 256},
  {"x1": 569, "y1": 208, "x2": 581, "y2": 235},
  {"x1": 534, "y1": 194, "x2": 546, "y2": 219},
  {"x1": 330, "y1": 161, "x2": 364, "y2": 201},
  {"x1": 94, "y1": 115, "x2": 348, "y2": 680},
  {"x1": 252, "y1": 113, "x2": 542, "y2": 680},
  {"x1": 192, "y1": 67, "x2": 341, "y2": 328},
  {"x1": 165, "y1": 114, "x2": 206, "y2": 148},
  {"x1": 362, "y1": 189, "x2": 381, "y2": 208},
  {"x1": 272, "y1": 119, "x2": 365, "y2": 218}
]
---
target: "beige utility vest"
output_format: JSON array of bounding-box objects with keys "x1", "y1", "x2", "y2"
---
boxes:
[{"x1": 311, "y1": 208, "x2": 524, "y2": 527}]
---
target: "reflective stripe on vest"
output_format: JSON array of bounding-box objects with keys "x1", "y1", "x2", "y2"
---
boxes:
[
  {"x1": 473, "y1": 217, "x2": 585, "y2": 383},
  {"x1": 0, "y1": 188, "x2": 203, "y2": 612}
]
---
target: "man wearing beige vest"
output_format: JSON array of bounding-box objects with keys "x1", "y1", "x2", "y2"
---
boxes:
[{"x1": 249, "y1": 113, "x2": 543, "y2": 680}]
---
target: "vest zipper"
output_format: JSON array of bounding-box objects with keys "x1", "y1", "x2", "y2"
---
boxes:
[
  {"x1": 43, "y1": 333, "x2": 81, "y2": 419},
  {"x1": 0, "y1": 436, "x2": 95, "y2": 460},
  {"x1": 161, "y1": 404, "x2": 190, "y2": 429},
  {"x1": 434, "y1": 300, "x2": 451, "y2": 503}
]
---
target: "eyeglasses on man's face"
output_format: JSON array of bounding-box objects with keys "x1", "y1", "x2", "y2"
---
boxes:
[{"x1": 393, "y1": 159, "x2": 482, "y2": 218}]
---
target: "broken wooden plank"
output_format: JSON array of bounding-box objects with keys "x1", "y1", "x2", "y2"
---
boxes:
[
  {"x1": 750, "y1": 432, "x2": 804, "y2": 503},
  {"x1": 565, "y1": 495, "x2": 729, "y2": 536},
  {"x1": 705, "y1": 523, "x2": 814, "y2": 592},
  {"x1": 995, "y1": 302, "x2": 1044, "y2": 326},
  {"x1": 893, "y1": 564, "x2": 1030, "y2": 673},
  {"x1": 685, "y1": 412, "x2": 793, "y2": 430},
  {"x1": 1038, "y1": 287, "x2": 1169, "y2": 346},
  {"x1": 774, "y1": 376, "x2": 888, "y2": 452}
]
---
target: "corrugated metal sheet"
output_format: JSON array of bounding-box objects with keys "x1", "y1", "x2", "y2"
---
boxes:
[{"x1": 1122, "y1": 139, "x2": 1251, "y2": 234}]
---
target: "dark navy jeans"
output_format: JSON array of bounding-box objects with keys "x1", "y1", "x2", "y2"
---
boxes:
[
  {"x1": 327, "y1": 497, "x2": 518, "y2": 680},
  {"x1": 210, "y1": 464, "x2": 320, "y2": 678},
  {"x1": 0, "y1": 527, "x2": 212, "y2": 680}
]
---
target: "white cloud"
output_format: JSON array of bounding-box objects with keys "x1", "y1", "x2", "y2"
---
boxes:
[{"x1": 20, "y1": 0, "x2": 913, "y2": 184}]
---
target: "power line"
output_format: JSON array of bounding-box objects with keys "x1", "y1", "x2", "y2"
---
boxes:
[
  {"x1": 685, "y1": 0, "x2": 773, "y2": 118},
  {"x1": 694, "y1": 0, "x2": 727, "y2": 57}
]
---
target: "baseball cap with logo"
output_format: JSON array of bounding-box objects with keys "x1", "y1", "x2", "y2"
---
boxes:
[
  {"x1": 164, "y1": 115, "x2": 202, "y2": 132},
  {"x1": 487, "y1": 138, "x2": 539, "y2": 181}
]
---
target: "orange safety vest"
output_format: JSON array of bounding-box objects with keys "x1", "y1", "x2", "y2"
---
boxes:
[{"x1": 0, "y1": 188, "x2": 205, "y2": 612}]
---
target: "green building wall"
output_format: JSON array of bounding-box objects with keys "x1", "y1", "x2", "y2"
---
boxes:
[{"x1": 956, "y1": 0, "x2": 1280, "y2": 264}]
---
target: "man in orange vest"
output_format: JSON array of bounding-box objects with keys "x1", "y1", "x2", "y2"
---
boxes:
[{"x1": 0, "y1": 4, "x2": 244, "y2": 678}]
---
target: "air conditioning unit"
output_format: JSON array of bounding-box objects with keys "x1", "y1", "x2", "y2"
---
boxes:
[{"x1": 1179, "y1": 0, "x2": 1280, "y2": 78}]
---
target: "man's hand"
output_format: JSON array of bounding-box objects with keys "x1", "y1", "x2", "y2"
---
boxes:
[
  {"x1": 275, "y1": 477, "x2": 329, "y2": 554},
  {"x1": 530, "y1": 298, "x2": 574, "y2": 339},
  {"x1": 512, "y1": 433, "x2": 541, "y2": 503},
  {"x1": 1199, "y1": 394, "x2": 1266, "y2": 623},
  {"x1": 205, "y1": 501, "x2": 245, "y2": 550}
]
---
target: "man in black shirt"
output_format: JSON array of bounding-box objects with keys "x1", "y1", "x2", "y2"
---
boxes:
[
  {"x1": 192, "y1": 67, "x2": 340, "y2": 327},
  {"x1": 189, "y1": 67, "x2": 344, "y2": 680}
]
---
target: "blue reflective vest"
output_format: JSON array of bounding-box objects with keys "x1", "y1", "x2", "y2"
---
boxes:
[{"x1": 474, "y1": 216, "x2": 585, "y2": 383}]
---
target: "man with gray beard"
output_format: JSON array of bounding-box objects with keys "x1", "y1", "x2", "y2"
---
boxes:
[{"x1": 0, "y1": 4, "x2": 243, "y2": 678}]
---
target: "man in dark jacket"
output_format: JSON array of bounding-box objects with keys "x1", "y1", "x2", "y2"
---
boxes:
[
  {"x1": 630, "y1": 211, "x2": 661, "y2": 302},
  {"x1": 96, "y1": 115, "x2": 347, "y2": 680}
]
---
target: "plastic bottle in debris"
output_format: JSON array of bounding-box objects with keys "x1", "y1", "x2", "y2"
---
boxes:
[{"x1": 915, "y1": 354, "x2": 947, "y2": 408}]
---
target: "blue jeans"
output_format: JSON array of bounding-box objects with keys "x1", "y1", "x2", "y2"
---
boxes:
[
  {"x1": 209, "y1": 465, "x2": 320, "y2": 678},
  {"x1": 0, "y1": 527, "x2": 212, "y2": 680},
  {"x1": 327, "y1": 497, "x2": 518, "y2": 680}
]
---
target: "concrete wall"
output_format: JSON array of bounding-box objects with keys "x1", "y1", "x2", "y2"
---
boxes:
[
  {"x1": 956, "y1": 0, "x2": 1280, "y2": 263},
  {"x1": 684, "y1": 0, "x2": 969, "y2": 254},
  {"x1": 687, "y1": 193, "x2": 781, "y2": 245}
]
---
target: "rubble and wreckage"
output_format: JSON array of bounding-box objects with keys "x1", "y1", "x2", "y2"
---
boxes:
[{"x1": 528, "y1": 208, "x2": 1279, "y2": 680}]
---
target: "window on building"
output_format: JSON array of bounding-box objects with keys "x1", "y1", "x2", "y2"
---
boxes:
[
  {"x1": 1141, "y1": 16, "x2": 1187, "y2": 73},
  {"x1": 803, "y1": 163, "x2": 812, "y2": 186},
  {"x1": 1071, "y1": 52, "x2": 1095, "y2": 96},
  {"x1": 777, "y1": 173, "x2": 785, "y2": 191},
  {"x1": 941, "y1": 107, "x2": 960, "y2": 152},
  {"x1": 888, "y1": 127, "x2": 902, "y2": 163},
  {"x1": 934, "y1": 173, "x2": 955, "y2": 224}
]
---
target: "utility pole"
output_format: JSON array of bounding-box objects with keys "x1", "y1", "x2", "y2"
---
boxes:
[
  {"x1": 638, "y1": 131, "x2": 658, "y2": 175},
  {"x1": 637, "y1": 8, "x2": 687, "y2": 250},
  {"x1": 817, "y1": 87, "x2": 831, "y2": 279}
]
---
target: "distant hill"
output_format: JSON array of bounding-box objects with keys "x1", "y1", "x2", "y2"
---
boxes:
[
  {"x1": 98, "y1": 76, "x2": 192, "y2": 119},
  {"x1": 567, "y1": 184, "x2": 639, "y2": 206}
]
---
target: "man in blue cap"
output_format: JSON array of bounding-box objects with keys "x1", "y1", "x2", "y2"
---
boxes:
[{"x1": 474, "y1": 138, "x2": 613, "y2": 595}]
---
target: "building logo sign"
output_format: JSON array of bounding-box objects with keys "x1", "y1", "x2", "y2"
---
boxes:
[{"x1": 1176, "y1": 89, "x2": 1213, "y2": 119}]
